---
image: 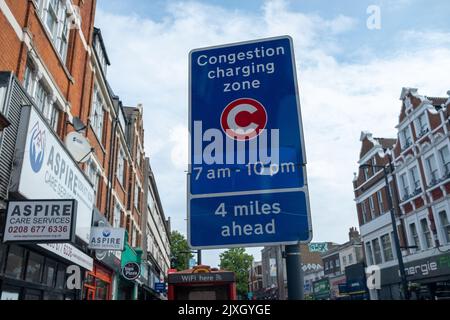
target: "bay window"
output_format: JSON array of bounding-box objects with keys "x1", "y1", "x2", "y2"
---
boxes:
[
  {"x1": 380, "y1": 234, "x2": 393, "y2": 262},
  {"x1": 415, "y1": 112, "x2": 429, "y2": 137}
]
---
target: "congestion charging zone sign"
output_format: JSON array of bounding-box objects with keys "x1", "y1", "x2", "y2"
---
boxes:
[{"x1": 188, "y1": 36, "x2": 312, "y2": 249}]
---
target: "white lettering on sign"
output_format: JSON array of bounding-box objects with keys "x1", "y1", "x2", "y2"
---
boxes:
[
  {"x1": 14, "y1": 107, "x2": 94, "y2": 243},
  {"x1": 196, "y1": 45, "x2": 285, "y2": 93}
]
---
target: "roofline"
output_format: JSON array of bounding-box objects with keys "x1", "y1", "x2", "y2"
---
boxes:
[{"x1": 93, "y1": 27, "x2": 111, "y2": 65}]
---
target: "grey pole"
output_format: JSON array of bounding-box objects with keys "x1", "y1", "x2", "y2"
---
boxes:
[
  {"x1": 285, "y1": 244, "x2": 304, "y2": 300},
  {"x1": 197, "y1": 250, "x2": 202, "y2": 265},
  {"x1": 382, "y1": 166, "x2": 410, "y2": 300}
]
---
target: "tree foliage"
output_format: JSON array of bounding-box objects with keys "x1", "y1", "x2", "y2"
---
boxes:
[
  {"x1": 170, "y1": 231, "x2": 194, "y2": 271},
  {"x1": 219, "y1": 248, "x2": 253, "y2": 297}
]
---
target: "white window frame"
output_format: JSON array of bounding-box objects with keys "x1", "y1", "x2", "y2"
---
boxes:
[
  {"x1": 424, "y1": 153, "x2": 440, "y2": 186},
  {"x1": 368, "y1": 196, "x2": 375, "y2": 219},
  {"x1": 380, "y1": 233, "x2": 394, "y2": 262},
  {"x1": 117, "y1": 144, "x2": 125, "y2": 186},
  {"x1": 400, "y1": 126, "x2": 413, "y2": 150},
  {"x1": 376, "y1": 190, "x2": 384, "y2": 215},
  {"x1": 419, "y1": 217, "x2": 433, "y2": 250},
  {"x1": 398, "y1": 171, "x2": 410, "y2": 200},
  {"x1": 438, "y1": 145, "x2": 450, "y2": 177},
  {"x1": 91, "y1": 83, "x2": 105, "y2": 142},
  {"x1": 365, "y1": 242, "x2": 374, "y2": 266},
  {"x1": 415, "y1": 112, "x2": 429, "y2": 138},
  {"x1": 409, "y1": 165, "x2": 421, "y2": 193}
]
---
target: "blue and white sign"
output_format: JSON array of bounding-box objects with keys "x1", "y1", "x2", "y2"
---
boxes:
[
  {"x1": 188, "y1": 36, "x2": 312, "y2": 249},
  {"x1": 155, "y1": 282, "x2": 166, "y2": 293}
]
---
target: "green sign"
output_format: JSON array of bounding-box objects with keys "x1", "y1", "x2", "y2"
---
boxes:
[
  {"x1": 313, "y1": 279, "x2": 330, "y2": 299},
  {"x1": 308, "y1": 243, "x2": 328, "y2": 253},
  {"x1": 120, "y1": 232, "x2": 143, "y2": 268}
]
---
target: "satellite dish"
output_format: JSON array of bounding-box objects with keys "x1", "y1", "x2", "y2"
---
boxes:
[{"x1": 65, "y1": 131, "x2": 93, "y2": 163}]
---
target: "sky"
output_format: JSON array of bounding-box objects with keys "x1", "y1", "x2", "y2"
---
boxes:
[{"x1": 95, "y1": 0, "x2": 450, "y2": 267}]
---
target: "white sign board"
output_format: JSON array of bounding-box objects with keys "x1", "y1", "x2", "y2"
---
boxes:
[
  {"x1": 38, "y1": 243, "x2": 93, "y2": 271},
  {"x1": 88, "y1": 227, "x2": 126, "y2": 251},
  {"x1": 10, "y1": 106, "x2": 94, "y2": 243},
  {"x1": 3, "y1": 200, "x2": 77, "y2": 243}
]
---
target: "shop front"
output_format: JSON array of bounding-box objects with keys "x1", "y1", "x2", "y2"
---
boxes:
[
  {"x1": 313, "y1": 278, "x2": 330, "y2": 300},
  {"x1": 116, "y1": 243, "x2": 142, "y2": 300},
  {"x1": 83, "y1": 263, "x2": 113, "y2": 300},
  {"x1": 0, "y1": 81, "x2": 96, "y2": 300},
  {"x1": 0, "y1": 242, "x2": 93, "y2": 300},
  {"x1": 379, "y1": 253, "x2": 450, "y2": 300}
]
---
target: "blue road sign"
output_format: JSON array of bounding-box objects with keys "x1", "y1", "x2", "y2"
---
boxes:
[
  {"x1": 188, "y1": 36, "x2": 312, "y2": 249},
  {"x1": 155, "y1": 282, "x2": 166, "y2": 293}
]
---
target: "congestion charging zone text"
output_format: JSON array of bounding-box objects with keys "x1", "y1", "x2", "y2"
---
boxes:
[{"x1": 190, "y1": 37, "x2": 305, "y2": 195}]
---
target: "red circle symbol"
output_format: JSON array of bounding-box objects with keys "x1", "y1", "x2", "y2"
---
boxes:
[{"x1": 220, "y1": 98, "x2": 267, "y2": 141}]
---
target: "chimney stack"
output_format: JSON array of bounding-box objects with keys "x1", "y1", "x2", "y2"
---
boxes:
[{"x1": 349, "y1": 227, "x2": 360, "y2": 242}]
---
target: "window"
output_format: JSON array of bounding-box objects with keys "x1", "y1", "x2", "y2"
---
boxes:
[
  {"x1": 91, "y1": 85, "x2": 105, "y2": 141},
  {"x1": 134, "y1": 181, "x2": 140, "y2": 211},
  {"x1": 117, "y1": 145, "x2": 125, "y2": 186},
  {"x1": 365, "y1": 242, "x2": 374, "y2": 266},
  {"x1": 372, "y1": 239, "x2": 382, "y2": 264},
  {"x1": 399, "y1": 173, "x2": 410, "y2": 200},
  {"x1": 368, "y1": 196, "x2": 375, "y2": 219},
  {"x1": 35, "y1": 81, "x2": 50, "y2": 115},
  {"x1": 42, "y1": 0, "x2": 71, "y2": 63},
  {"x1": 4, "y1": 246, "x2": 24, "y2": 280},
  {"x1": 409, "y1": 166, "x2": 421, "y2": 192},
  {"x1": 400, "y1": 127, "x2": 412, "y2": 149},
  {"x1": 363, "y1": 167, "x2": 370, "y2": 180},
  {"x1": 420, "y1": 218, "x2": 433, "y2": 249},
  {"x1": 58, "y1": 14, "x2": 70, "y2": 61},
  {"x1": 329, "y1": 260, "x2": 334, "y2": 269},
  {"x1": 381, "y1": 234, "x2": 394, "y2": 262},
  {"x1": 438, "y1": 146, "x2": 450, "y2": 176},
  {"x1": 438, "y1": 211, "x2": 450, "y2": 244},
  {"x1": 342, "y1": 256, "x2": 347, "y2": 266},
  {"x1": 86, "y1": 160, "x2": 100, "y2": 204},
  {"x1": 377, "y1": 190, "x2": 384, "y2": 214},
  {"x1": 113, "y1": 204, "x2": 121, "y2": 228},
  {"x1": 25, "y1": 252, "x2": 44, "y2": 283},
  {"x1": 361, "y1": 202, "x2": 367, "y2": 224},
  {"x1": 23, "y1": 62, "x2": 35, "y2": 95},
  {"x1": 409, "y1": 223, "x2": 421, "y2": 251},
  {"x1": 425, "y1": 154, "x2": 439, "y2": 185},
  {"x1": 348, "y1": 254, "x2": 353, "y2": 264},
  {"x1": 335, "y1": 259, "x2": 340, "y2": 268},
  {"x1": 45, "y1": 0, "x2": 59, "y2": 38},
  {"x1": 416, "y1": 113, "x2": 429, "y2": 137},
  {"x1": 43, "y1": 259, "x2": 57, "y2": 287}
]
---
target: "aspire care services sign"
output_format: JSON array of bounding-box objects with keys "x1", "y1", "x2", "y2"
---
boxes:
[
  {"x1": 9, "y1": 106, "x2": 95, "y2": 244},
  {"x1": 88, "y1": 227, "x2": 126, "y2": 251},
  {"x1": 3, "y1": 200, "x2": 77, "y2": 243}
]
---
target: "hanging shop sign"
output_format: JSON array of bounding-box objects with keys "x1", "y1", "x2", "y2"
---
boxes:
[
  {"x1": 3, "y1": 199, "x2": 77, "y2": 243},
  {"x1": 9, "y1": 105, "x2": 95, "y2": 244},
  {"x1": 122, "y1": 262, "x2": 141, "y2": 281},
  {"x1": 88, "y1": 227, "x2": 126, "y2": 251}
]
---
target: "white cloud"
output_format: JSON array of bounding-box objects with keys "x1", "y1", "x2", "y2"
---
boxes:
[{"x1": 96, "y1": 0, "x2": 450, "y2": 266}]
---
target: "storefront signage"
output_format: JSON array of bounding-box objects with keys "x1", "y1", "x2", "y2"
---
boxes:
[
  {"x1": 3, "y1": 199, "x2": 77, "y2": 243},
  {"x1": 38, "y1": 243, "x2": 93, "y2": 271},
  {"x1": 380, "y1": 253, "x2": 450, "y2": 285},
  {"x1": 168, "y1": 272, "x2": 235, "y2": 284},
  {"x1": 88, "y1": 227, "x2": 126, "y2": 251},
  {"x1": 10, "y1": 106, "x2": 95, "y2": 244},
  {"x1": 122, "y1": 262, "x2": 141, "y2": 281}
]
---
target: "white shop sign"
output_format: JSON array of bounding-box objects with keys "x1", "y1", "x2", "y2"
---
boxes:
[
  {"x1": 3, "y1": 200, "x2": 77, "y2": 243},
  {"x1": 10, "y1": 106, "x2": 94, "y2": 244},
  {"x1": 88, "y1": 227, "x2": 126, "y2": 251},
  {"x1": 38, "y1": 243, "x2": 93, "y2": 271}
]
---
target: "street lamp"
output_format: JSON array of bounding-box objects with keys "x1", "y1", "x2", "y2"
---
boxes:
[{"x1": 359, "y1": 163, "x2": 410, "y2": 300}]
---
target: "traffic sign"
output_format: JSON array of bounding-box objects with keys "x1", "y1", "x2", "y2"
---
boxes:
[{"x1": 188, "y1": 36, "x2": 312, "y2": 249}]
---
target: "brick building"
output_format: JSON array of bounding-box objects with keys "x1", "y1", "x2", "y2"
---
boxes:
[
  {"x1": 0, "y1": 0, "x2": 170, "y2": 300},
  {"x1": 354, "y1": 88, "x2": 450, "y2": 300}
]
